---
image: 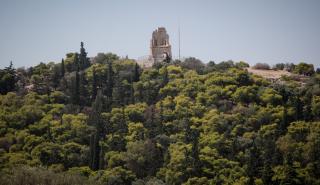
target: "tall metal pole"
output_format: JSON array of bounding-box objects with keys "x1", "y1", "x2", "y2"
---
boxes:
[{"x1": 179, "y1": 23, "x2": 181, "y2": 61}]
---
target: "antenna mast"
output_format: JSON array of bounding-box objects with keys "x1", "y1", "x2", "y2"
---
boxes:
[{"x1": 178, "y1": 23, "x2": 181, "y2": 61}]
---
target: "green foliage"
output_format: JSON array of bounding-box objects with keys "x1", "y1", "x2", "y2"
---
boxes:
[
  {"x1": 294, "y1": 62, "x2": 315, "y2": 76},
  {"x1": 31, "y1": 142, "x2": 64, "y2": 166},
  {"x1": 0, "y1": 62, "x2": 16, "y2": 95},
  {"x1": 235, "y1": 61, "x2": 250, "y2": 69},
  {"x1": 94, "y1": 52, "x2": 119, "y2": 64},
  {"x1": 124, "y1": 140, "x2": 162, "y2": 178},
  {"x1": 0, "y1": 166, "x2": 100, "y2": 185},
  {"x1": 232, "y1": 86, "x2": 258, "y2": 105},
  {"x1": 68, "y1": 166, "x2": 93, "y2": 177},
  {"x1": 253, "y1": 63, "x2": 270, "y2": 70},
  {"x1": 311, "y1": 96, "x2": 320, "y2": 119},
  {"x1": 98, "y1": 166, "x2": 136, "y2": 185},
  {"x1": 180, "y1": 57, "x2": 205, "y2": 74},
  {"x1": 0, "y1": 55, "x2": 319, "y2": 185},
  {"x1": 259, "y1": 87, "x2": 282, "y2": 106}
]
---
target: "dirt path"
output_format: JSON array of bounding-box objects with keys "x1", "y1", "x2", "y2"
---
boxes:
[{"x1": 246, "y1": 67, "x2": 291, "y2": 79}]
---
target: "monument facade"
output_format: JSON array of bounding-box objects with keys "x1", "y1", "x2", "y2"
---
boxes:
[{"x1": 150, "y1": 27, "x2": 172, "y2": 63}]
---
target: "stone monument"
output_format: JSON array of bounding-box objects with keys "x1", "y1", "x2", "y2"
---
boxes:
[{"x1": 149, "y1": 27, "x2": 172, "y2": 63}]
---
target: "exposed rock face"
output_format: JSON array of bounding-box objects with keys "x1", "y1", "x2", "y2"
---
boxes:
[{"x1": 150, "y1": 27, "x2": 172, "y2": 63}]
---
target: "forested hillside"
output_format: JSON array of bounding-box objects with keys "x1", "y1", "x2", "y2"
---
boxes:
[{"x1": 0, "y1": 43, "x2": 320, "y2": 185}]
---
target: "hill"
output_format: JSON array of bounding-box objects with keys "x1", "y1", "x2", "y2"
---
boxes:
[{"x1": 0, "y1": 46, "x2": 320, "y2": 185}]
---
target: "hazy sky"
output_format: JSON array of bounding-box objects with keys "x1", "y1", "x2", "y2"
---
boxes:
[{"x1": 1, "y1": 0, "x2": 320, "y2": 68}]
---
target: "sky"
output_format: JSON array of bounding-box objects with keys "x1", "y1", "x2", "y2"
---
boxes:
[{"x1": 0, "y1": 0, "x2": 320, "y2": 68}]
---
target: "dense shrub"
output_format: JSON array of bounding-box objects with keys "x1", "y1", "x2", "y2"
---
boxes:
[
  {"x1": 252, "y1": 63, "x2": 270, "y2": 70},
  {"x1": 272, "y1": 63, "x2": 285, "y2": 70},
  {"x1": 294, "y1": 62, "x2": 315, "y2": 76},
  {"x1": 0, "y1": 166, "x2": 101, "y2": 185}
]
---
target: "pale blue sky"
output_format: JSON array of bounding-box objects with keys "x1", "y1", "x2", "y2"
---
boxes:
[{"x1": 1, "y1": 0, "x2": 320, "y2": 68}]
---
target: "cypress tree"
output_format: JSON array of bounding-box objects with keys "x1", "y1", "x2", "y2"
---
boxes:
[
  {"x1": 89, "y1": 134, "x2": 95, "y2": 168},
  {"x1": 277, "y1": 85, "x2": 291, "y2": 135},
  {"x1": 51, "y1": 65, "x2": 61, "y2": 89},
  {"x1": 72, "y1": 54, "x2": 80, "y2": 104},
  {"x1": 73, "y1": 53, "x2": 79, "y2": 72},
  {"x1": 130, "y1": 75, "x2": 135, "y2": 104},
  {"x1": 145, "y1": 105, "x2": 158, "y2": 138},
  {"x1": 304, "y1": 92, "x2": 313, "y2": 121},
  {"x1": 280, "y1": 104, "x2": 288, "y2": 135},
  {"x1": 61, "y1": 58, "x2": 65, "y2": 77},
  {"x1": 88, "y1": 90, "x2": 105, "y2": 170},
  {"x1": 163, "y1": 53, "x2": 171, "y2": 63},
  {"x1": 262, "y1": 137, "x2": 274, "y2": 185},
  {"x1": 146, "y1": 81, "x2": 152, "y2": 105},
  {"x1": 0, "y1": 61, "x2": 16, "y2": 94},
  {"x1": 159, "y1": 101, "x2": 165, "y2": 133},
  {"x1": 73, "y1": 69, "x2": 80, "y2": 104},
  {"x1": 281, "y1": 154, "x2": 301, "y2": 185},
  {"x1": 162, "y1": 66, "x2": 169, "y2": 88},
  {"x1": 91, "y1": 132, "x2": 100, "y2": 170},
  {"x1": 99, "y1": 144, "x2": 105, "y2": 169},
  {"x1": 183, "y1": 118, "x2": 193, "y2": 143},
  {"x1": 106, "y1": 61, "x2": 114, "y2": 98},
  {"x1": 133, "y1": 63, "x2": 140, "y2": 82},
  {"x1": 293, "y1": 93, "x2": 303, "y2": 121},
  {"x1": 113, "y1": 75, "x2": 124, "y2": 106},
  {"x1": 247, "y1": 140, "x2": 261, "y2": 185},
  {"x1": 92, "y1": 67, "x2": 98, "y2": 101},
  {"x1": 79, "y1": 42, "x2": 89, "y2": 70},
  {"x1": 79, "y1": 71, "x2": 89, "y2": 106},
  {"x1": 190, "y1": 129, "x2": 200, "y2": 176},
  {"x1": 120, "y1": 106, "x2": 127, "y2": 134}
]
